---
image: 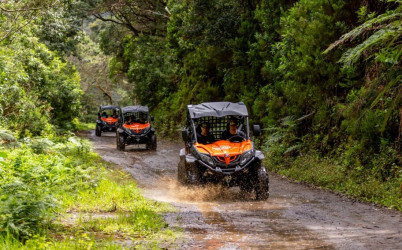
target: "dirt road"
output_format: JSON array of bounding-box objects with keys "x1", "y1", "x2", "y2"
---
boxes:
[{"x1": 82, "y1": 131, "x2": 402, "y2": 249}]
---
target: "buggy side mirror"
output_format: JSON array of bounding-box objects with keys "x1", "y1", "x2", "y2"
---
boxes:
[
  {"x1": 181, "y1": 129, "x2": 188, "y2": 142},
  {"x1": 253, "y1": 124, "x2": 261, "y2": 137},
  {"x1": 150, "y1": 116, "x2": 154, "y2": 122}
]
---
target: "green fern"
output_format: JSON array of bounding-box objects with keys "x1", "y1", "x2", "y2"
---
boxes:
[
  {"x1": 0, "y1": 130, "x2": 16, "y2": 143},
  {"x1": 339, "y1": 24, "x2": 400, "y2": 66},
  {"x1": 325, "y1": 8, "x2": 402, "y2": 54}
]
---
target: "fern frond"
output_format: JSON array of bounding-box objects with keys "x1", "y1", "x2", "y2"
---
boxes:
[
  {"x1": 325, "y1": 8, "x2": 401, "y2": 53},
  {"x1": 281, "y1": 115, "x2": 296, "y2": 126},
  {"x1": 284, "y1": 144, "x2": 301, "y2": 154},
  {"x1": 0, "y1": 130, "x2": 16, "y2": 142},
  {"x1": 338, "y1": 24, "x2": 400, "y2": 66}
]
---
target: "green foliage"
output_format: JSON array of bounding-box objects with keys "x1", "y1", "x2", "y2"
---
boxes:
[
  {"x1": 56, "y1": 169, "x2": 175, "y2": 248},
  {"x1": 66, "y1": 173, "x2": 172, "y2": 214},
  {"x1": 265, "y1": 151, "x2": 401, "y2": 211},
  {"x1": 0, "y1": 33, "x2": 82, "y2": 137},
  {"x1": 40, "y1": 0, "x2": 399, "y2": 212},
  {"x1": 0, "y1": 136, "x2": 100, "y2": 240}
]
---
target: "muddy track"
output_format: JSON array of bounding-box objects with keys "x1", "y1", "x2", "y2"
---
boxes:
[{"x1": 80, "y1": 130, "x2": 402, "y2": 249}]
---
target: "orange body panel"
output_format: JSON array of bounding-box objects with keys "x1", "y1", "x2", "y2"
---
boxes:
[
  {"x1": 195, "y1": 140, "x2": 252, "y2": 165},
  {"x1": 101, "y1": 117, "x2": 118, "y2": 124},
  {"x1": 123, "y1": 122, "x2": 150, "y2": 134}
]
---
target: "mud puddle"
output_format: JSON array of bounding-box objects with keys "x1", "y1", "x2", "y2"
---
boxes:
[{"x1": 79, "y1": 130, "x2": 402, "y2": 249}]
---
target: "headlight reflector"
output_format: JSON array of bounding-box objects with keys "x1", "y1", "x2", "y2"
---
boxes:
[
  {"x1": 200, "y1": 153, "x2": 215, "y2": 166},
  {"x1": 240, "y1": 150, "x2": 253, "y2": 165}
]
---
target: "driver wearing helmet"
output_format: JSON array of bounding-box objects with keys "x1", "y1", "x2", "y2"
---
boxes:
[
  {"x1": 221, "y1": 118, "x2": 245, "y2": 140},
  {"x1": 138, "y1": 113, "x2": 145, "y2": 123},
  {"x1": 126, "y1": 115, "x2": 134, "y2": 125},
  {"x1": 197, "y1": 122, "x2": 215, "y2": 144}
]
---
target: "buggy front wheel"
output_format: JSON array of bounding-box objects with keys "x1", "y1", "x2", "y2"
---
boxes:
[
  {"x1": 95, "y1": 125, "x2": 101, "y2": 137},
  {"x1": 147, "y1": 134, "x2": 157, "y2": 150},
  {"x1": 117, "y1": 134, "x2": 125, "y2": 151},
  {"x1": 255, "y1": 165, "x2": 269, "y2": 200},
  {"x1": 151, "y1": 134, "x2": 157, "y2": 150}
]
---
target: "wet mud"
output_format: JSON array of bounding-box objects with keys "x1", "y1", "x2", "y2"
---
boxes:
[{"x1": 80, "y1": 130, "x2": 402, "y2": 249}]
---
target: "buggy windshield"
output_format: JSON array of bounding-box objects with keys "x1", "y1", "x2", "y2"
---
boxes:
[
  {"x1": 122, "y1": 112, "x2": 149, "y2": 124},
  {"x1": 99, "y1": 106, "x2": 119, "y2": 118},
  {"x1": 191, "y1": 115, "x2": 248, "y2": 142}
]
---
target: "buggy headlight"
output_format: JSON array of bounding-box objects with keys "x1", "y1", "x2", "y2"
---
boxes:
[
  {"x1": 240, "y1": 150, "x2": 253, "y2": 165},
  {"x1": 200, "y1": 154, "x2": 215, "y2": 166},
  {"x1": 123, "y1": 127, "x2": 132, "y2": 134},
  {"x1": 143, "y1": 126, "x2": 150, "y2": 134}
]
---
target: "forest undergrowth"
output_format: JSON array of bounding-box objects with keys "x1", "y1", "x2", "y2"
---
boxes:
[{"x1": 0, "y1": 130, "x2": 177, "y2": 249}]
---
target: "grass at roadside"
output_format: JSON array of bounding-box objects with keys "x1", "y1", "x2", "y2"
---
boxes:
[
  {"x1": 265, "y1": 153, "x2": 402, "y2": 211},
  {"x1": 56, "y1": 169, "x2": 177, "y2": 248},
  {"x1": 0, "y1": 136, "x2": 179, "y2": 249},
  {"x1": 73, "y1": 119, "x2": 96, "y2": 131}
]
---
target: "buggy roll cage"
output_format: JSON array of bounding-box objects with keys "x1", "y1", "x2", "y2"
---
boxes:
[
  {"x1": 185, "y1": 102, "x2": 250, "y2": 143},
  {"x1": 119, "y1": 106, "x2": 152, "y2": 123},
  {"x1": 98, "y1": 105, "x2": 120, "y2": 118}
]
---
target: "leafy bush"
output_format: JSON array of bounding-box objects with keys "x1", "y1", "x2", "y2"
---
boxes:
[
  {"x1": 0, "y1": 32, "x2": 82, "y2": 138},
  {"x1": 0, "y1": 136, "x2": 100, "y2": 240}
]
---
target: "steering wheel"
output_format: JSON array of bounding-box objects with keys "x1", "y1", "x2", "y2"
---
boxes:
[{"x1": 228, "y1": 135, "x2": 244, "y2": 143}]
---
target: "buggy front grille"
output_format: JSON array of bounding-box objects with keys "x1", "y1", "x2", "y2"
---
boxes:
[{"x1": 214, "y1": 155, "x2": 239, "y2": 164}]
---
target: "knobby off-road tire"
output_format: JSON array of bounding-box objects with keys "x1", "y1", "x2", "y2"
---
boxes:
[
  {"x1": 177, "y1": 158, "x2": 187, "y2": 185},
  {"x1": 255, "y1": 165, "x2": 270, "y2": 200},
  {"x1": 178, "y1": 160, "x2": 201, "y2": 185},
  {"x1": 117, "y1": 134, "x2": 125, "y2": 151},
  {"x1": 186, "y1": 164, "x2": 202, "y2": 185},
  {"x1": 146, "y1": 134, "x2": 157, "y2": 150},
  {"x1": 116, "y1": 132, "x2": 120, "y2": 150},
  {"x1": 95, "y1": 125, "x2": 102, "y2": 137},
  {"x1": 151, "y1": 134, "x2": 157, "y2": 150}
]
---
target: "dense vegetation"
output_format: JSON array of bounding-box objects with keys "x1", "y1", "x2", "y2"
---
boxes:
[
  {"x1": 0, "y1": 0, "x2": 401, "y2": 247},
  {"x1": 88, "y1": 0, "x2": 401, "y2": 209},
  {"x1": 0, "y1": 1, "x2": 175, "y2": 247}
]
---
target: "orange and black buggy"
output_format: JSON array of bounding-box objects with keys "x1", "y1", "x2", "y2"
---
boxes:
[
  {"x1": 116, "y1": 106, "x2": 156, "y2": 151},
  {"x1": 178, "y1": 102, "x2": 269, "y2": 200},
  {"x1": 95, "y1": 105, "x2": 120, "y2": 136}
]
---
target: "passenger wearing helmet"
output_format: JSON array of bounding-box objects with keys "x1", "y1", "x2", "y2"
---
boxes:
[
  {"x1": 138, "y1": 113, "x2": 145, "y2": 123},
  {"x1": 221, "y1": 118, "x2": 245, "y2": 140}
]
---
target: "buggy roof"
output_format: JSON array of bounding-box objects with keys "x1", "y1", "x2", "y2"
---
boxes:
[
  {"x1": 100, "y1": 105, "x2": 119, "y2": 110},
  {"x1": 187, "y1": 102, "x2": 248, "y2": 118},
  {"x1": 121, "y1": 105, "x2": 149, "y2": 114}
]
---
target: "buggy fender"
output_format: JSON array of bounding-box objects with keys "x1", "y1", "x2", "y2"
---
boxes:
[
  {"x1": 186, "y1": 155, "x2": 197, "y2": 164},
  {"x1": 180, "y1": 148, "x2": 186, "y2": 158},
  {"x1": 180, "y1": 148, "x2": 197, "y2": 166},
  {"x1": 255, "y1": 150, "x2": 265, "y2": 160}
]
